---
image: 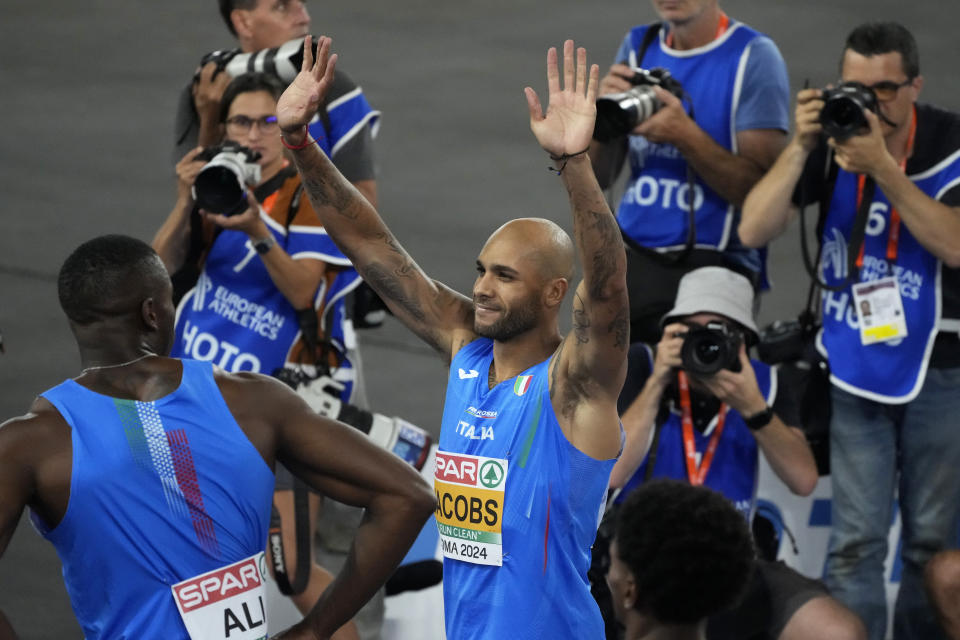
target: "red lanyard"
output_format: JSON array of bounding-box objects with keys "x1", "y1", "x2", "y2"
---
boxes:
[
  {"x1": 855, "y1": 106, "x2": 917, "y2": 267},
  {"x1": 665, "y1": 11, "x2": 729, "y2": 48},
  {"x1": 678, "y1": 371, "x2": 728, "y2": 486}
]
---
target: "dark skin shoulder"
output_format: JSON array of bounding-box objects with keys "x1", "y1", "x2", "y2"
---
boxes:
[{"x1": 0, "y1": 398, "x2": 73, "y2": 547}]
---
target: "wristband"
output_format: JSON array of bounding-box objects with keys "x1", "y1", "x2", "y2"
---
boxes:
[
  {"x1": 281, "y1": 126, "x2": 313, "y2": 150},
  {"x1": 743, "y1": 405, "x2": 774, "y2": 432},
  {"x1": 547, "y1": 146, "x2": 590, "y2": 175}
]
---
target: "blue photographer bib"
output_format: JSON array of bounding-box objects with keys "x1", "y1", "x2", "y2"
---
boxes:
[
  {"x1": 172, "y1": 174, "x2": 360, "y2": 396},
  {"x1": 617, "y1": 359, "x2": 775, "y2": 520},
  {"x1": 817, "y1": 149, "x2": 960, "y2": 401},
  {"x1": 616, "y1": 23, "x2": 762, "y2": 253}
]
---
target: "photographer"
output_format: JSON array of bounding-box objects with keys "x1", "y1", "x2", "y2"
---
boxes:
[
  {"x1": 598, "y1": 267, "x2": 864, "y2": 640},
  {"x1": 154, "y1": 72, "x2": 362, "y2": 640},
  {"x1": 175, "y1": 0, "x2": 379, "y2": 210},
  {"x1": 589, "y1": 0, "x2": 790, "y2": 344},
  {"x1": 740, "y1": 22, "x2": 960, "y2": 640}
]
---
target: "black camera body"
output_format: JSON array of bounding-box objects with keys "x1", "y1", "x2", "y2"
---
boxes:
[
  {"x1": 594, "y1": 67, "x2": 685, "y2": 143},
  {"x1": 192, "y1": 142, "x2": 262, "y2": 216},
  {"x1": 681, "y1": 322, "x2": 742, "y2": 376},
  {"x1": 819, "y1": 81, "x2": 879, "y2": 141}
]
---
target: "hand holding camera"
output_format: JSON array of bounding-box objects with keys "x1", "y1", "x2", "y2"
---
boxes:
[{"x1": 594, "y1": 65, "x2": 688, "y2": 144}]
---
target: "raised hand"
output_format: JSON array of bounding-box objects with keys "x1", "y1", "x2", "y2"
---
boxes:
[
  {"x1": 276, "y1": 36, "x2": 338, "y2": 141},
  {"x1": 525, "y1": 40, "x2": 599, "y2": 159}
]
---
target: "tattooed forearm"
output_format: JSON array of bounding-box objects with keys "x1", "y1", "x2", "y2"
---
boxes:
[
  {"x1": 360, "y1": 262, "x2": 427, "y2": 323},
  {"x1": 296, "y1": 152, "x2": 357, "y2": 216},
  {"x1": 577, "y1": 209, "x2": 623, "y2": 300}
]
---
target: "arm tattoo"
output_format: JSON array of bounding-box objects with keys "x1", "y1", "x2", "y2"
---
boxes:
[
  {"x1": 298, "y1": 154, "x2": 356, "y2": 215},
  {"x1": 360, "y1": 262, "x2": 426, "y2": 323},
  {"x1": 582, "y1": 210, "x2": 622, "y2": 300},
  {"x1": 608, "y1": 306, "x2": 629, "y2": 351},
  {"x1": 572, "y1": 293, "x2": 591, "y2": 345}
]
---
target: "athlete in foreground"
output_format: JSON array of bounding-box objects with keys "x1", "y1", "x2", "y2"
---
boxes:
[
  {"x1": 276, "y1": 37, "x2": 628, "y2": 639},
  {"x1": 0, "y1": 235, "x2": 435, "y2": 639}
]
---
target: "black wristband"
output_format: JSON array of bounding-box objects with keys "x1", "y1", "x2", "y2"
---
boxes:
[{"x1": 744, "y1": 405, "x2": 774, "y2": 431}]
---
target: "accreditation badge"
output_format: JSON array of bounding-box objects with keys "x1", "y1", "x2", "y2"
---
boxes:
[
  {"x1": 434, "y1": 451, "x2": 507, "y2": 566},
  {"x1": 171, "y1": 553, "x2": 269, "y2": 640},
  {"x1": 853, "y1": 276, "x2": 908, "y2": 345}
]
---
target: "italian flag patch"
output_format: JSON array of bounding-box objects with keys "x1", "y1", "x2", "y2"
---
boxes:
[{"x1": 513, "y1": 375, "x2": 533, "y2": 396}]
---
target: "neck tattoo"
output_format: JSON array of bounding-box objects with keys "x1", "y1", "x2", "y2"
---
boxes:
[{"x1": 488, "y1": 364, "x2": 497, "y2": 389}]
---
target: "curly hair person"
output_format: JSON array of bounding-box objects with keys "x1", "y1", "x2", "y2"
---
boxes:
[{"x1": 609, "y1": 479, "x2": 755, "y2": 632}]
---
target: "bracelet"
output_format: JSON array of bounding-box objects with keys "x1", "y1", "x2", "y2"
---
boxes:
[
  {"x1": 280, "y1": 126, "x2": 314, "y2": 150},
  {"x1": 547, "y1": 146, "x2": 591, "y2": 175}
]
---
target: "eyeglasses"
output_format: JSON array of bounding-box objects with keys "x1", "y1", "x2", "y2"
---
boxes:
[
  {"x1": 865, "y1": 78, "x2": 913, "y2": 102},
  {"x1": 225, "y1": 115, "x2": 279, "y2": 134}
]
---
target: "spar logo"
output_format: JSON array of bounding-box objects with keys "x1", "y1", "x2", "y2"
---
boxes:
[
  {"x1": 435, "y1": 452, "x2": 507, "y2": 490},
  {"x1": 479, "y1": 461, "x2": 504, "y2": 489},
  {"x1": 173, "y1": 556, "x2": 263, "y2": 611}
]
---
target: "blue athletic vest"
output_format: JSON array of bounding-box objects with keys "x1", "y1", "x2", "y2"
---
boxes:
[
  {"x1": 172, "y1": 200, "x2": 360, "y2": 395},
  {"x1": 617, "y1": 360, "x2": 775, "y2": 520},
  {"x1": 817, "y1": 137, "x2": 960, "y2": 401},
  {"x1": 437, "y1": 338, "x2": 614, "y2": 639},
  {"x1": 34, "y1": 359, "x2": 274, "y2": 639},
  {"x1": 617, "y1": 23, "x2": 762, "y2": 255}
]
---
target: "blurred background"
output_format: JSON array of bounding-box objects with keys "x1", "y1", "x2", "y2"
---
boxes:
[{"x1": 1, "y1": 0, "x2": 958, "y2": 635}]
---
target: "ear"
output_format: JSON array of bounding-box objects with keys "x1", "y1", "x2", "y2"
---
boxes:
[
  {"x1": 543, "y1": 278, "x2": 569, "y2": 309},
  {"x1": 141, "y1": 297, "x2": 160, "y2": 332},
  {"x1": 623, "y1": 573, "x2": 637, "y2": 610},
  {"x1": 231, "y1": 8, "x2": 253, "y2": 42},
  {"x1": 910, "y1": 74, "x2": 924, "y2": 101}
]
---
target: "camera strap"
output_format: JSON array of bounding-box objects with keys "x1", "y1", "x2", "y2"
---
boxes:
[
  {"x1": 267, "y1": 478, "x2": 312, "y2": 596},
  {"x1": 678, "y1": 371, "x2": 728, "y2": 486},
  {"x1": 854, "y1": 106, "x2": 916, "y2": 268},
  {"x1": 798, "y1": 152, "x2": 874, "y2": 292}
]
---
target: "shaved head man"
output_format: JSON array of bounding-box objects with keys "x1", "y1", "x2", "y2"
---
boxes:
[{"x1": 274, "y1": 37, "x2": 629, "y2": 639}]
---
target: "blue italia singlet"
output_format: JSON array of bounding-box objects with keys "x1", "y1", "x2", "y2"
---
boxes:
[
  {"x1": 617, "y1": 359, "x2": 776, "y2": 520},
  {"x1": 437, "y1": 338, "x2": 615, "y2": 639},
  {"x1": 34, "y1": 359, "x2": 274, "y2": 639}
]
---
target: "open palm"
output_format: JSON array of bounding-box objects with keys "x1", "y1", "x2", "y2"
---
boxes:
[
  {"x1": 525, "y1": 40, "x2": 599, "y2": 158},
  {"x1": 276, "y1": 36, "x2": 338, "y2": 135}
]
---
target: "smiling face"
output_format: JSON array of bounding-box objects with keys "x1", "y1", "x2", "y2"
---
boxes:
[
  {"x1": 840, "y1": 49, "x2": 922, "y2": 137},
  {"x1": 473, "y1": 238, "x2": 544, "y2": 342}
]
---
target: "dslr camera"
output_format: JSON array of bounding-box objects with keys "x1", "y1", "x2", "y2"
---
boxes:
[
  {"x1": 192, "y1": 142, "x2": 262, "y2": 216},
  {"x1": 594, "y1": 67, "x2": 685, "y2": 143},
  {"x1": 680, "y1": 321, "x2": 742, "y2": 376},
  {"x1": 198, "y1": 36, "x2": 319, "y2": 86},
  {"x1": 819, "y1": 81, "x2": 879, "y2": 141}
]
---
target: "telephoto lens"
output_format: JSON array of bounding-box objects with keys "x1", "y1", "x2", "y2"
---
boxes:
[{"x1": 192, "y1": 142, "x2": 262, "y2": 216}]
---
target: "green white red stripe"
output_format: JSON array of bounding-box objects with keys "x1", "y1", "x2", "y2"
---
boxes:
[{"x1": 514, "y1": 375, "x2": 533, "y2": 396}]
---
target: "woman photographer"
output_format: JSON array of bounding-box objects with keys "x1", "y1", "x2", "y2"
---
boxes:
[{"x1": 153, "y1": 72, "x2": 362, "y2": 639}]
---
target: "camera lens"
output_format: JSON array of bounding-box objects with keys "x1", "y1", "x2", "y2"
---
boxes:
[
  {"x1": 695, "y1": 339, "x2": 722, "y2": 364},
  {"x1": 593, "y1": 87, "x2": 661, "y2": 143},
  {"x1": 680, "y1": 325, "x2": 741, "y2": 375}
]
